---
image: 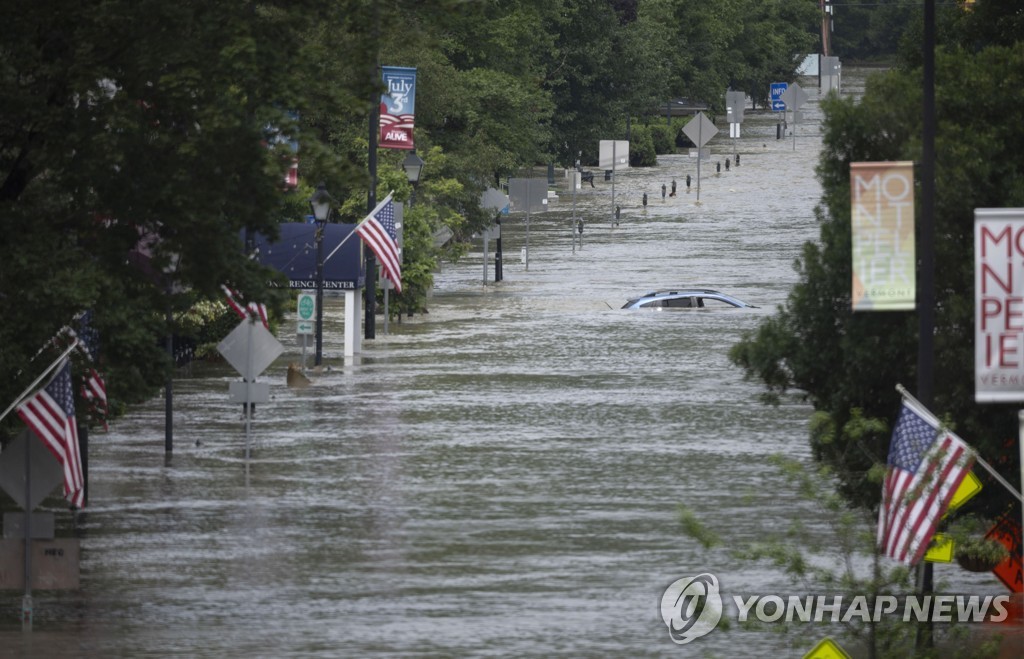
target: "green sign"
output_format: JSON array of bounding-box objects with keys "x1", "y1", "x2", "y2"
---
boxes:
[{"x1": 297, "y1": 291, "x2": 315, "y2": 335}]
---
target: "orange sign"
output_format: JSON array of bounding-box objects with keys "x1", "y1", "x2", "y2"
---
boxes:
[{"x1": 987, "y1": 516, "x2": 1023, "y2": 593}]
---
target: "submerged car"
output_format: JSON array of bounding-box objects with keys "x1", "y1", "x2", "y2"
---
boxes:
[{"x1": 621, "y1": 288, "x2": 758, "y2": 310}]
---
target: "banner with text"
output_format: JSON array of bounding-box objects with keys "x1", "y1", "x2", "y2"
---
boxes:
[
  {"x1": 850, "y1": 161, "x2": 916, "y2": 311},
  {"x1": 380, "y1": 66, "x2": 417, "y2": 150},
  {"x1": 975, "y1": 209, "x2": 1024, "y2": 402}
]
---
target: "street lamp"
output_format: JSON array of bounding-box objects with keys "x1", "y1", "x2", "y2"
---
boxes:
[
  {"x1": 402, "y1": 152, "x2": 424, "y2": 202},
  {"x1": 309, "y1": 183, "x2": 334, "y2": 366}
]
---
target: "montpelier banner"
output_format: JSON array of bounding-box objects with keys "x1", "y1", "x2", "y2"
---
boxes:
[
  {"x1": 379, "y1": 66, "x2": 416, "y2": 150},
  {"x1": 975, "y1": 209, "x2": 1024, "y2": 403},
  {"x1": 850, "y1": 161, "x2": 916, "y2": 311}
]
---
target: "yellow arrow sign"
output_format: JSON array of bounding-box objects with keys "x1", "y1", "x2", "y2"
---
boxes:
[{"x1": 947, "y1": 471, "x2": 982, "y2": 513}]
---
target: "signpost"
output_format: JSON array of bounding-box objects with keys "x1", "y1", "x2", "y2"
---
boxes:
[
  {"x1": 507, "y1": 178, "x2": 548, "y2": 271},
  {"x1": 599, "y1": 140, "x2": 629, "y2": 224},
  {"x1": 682, "y1": 112, "x2": 718, "y2": 202},
  {"x1": 296, "y1": 291, "x2": 315, "y2": 369},
  {"x1": 770, "y1": 82, "x2": 788, "y2": 112},
  {"x1": 725, "y1": 90, "x2": 745, "y2": 163},
  {"x1": 480, "y1": 187, "x2": 509, "y2": 283},
  {"x1": 0, "y1": 429, "x2": 80, "y2": 630},
  {"x1": 217, "y1": 319, "x2": 284, "y2": 459},
  {"x1": 779, "y1": 83, "x2": 808, "y2": 151}
]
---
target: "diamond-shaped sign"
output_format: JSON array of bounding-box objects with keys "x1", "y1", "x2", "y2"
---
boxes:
[
  {"x1": 683, "y1": 112, "x2": 717, "y2": 149},
  {"x1": 780, "y1": 83, "x2": 808, "y2": 111},
  {"x1": 217, "y1": 319, "x2": 284, "y2": 380},
  {"x1": 480, "y1": 187, "x2": 509, "y2": 213},
  {"x1": 0, "y1": 430, "x2": 63, "y2": 511}
]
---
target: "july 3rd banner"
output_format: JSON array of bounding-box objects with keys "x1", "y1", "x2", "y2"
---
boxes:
[{"x1": 380, "y1": 66, "x2": 416, "y2": 150}]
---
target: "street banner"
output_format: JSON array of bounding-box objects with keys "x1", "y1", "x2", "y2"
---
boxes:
[
  {"x1": 380, "y1": 66, "x2": 417, "y2": 150},
  {"x1": 850, "y1": 161, "x2": 915, "y2": 311},
  {"x1": 975, "y1": 209, "x2": 1024, "y2": 402}
]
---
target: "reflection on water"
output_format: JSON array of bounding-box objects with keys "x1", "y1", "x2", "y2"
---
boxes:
[{"x1": 1, "y1": 70, "x2": 1004, "y2": 657}]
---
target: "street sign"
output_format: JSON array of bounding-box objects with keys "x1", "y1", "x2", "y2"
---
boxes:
[
  {"x1": 683, "y1": 112, "x2": 717, "y2": 148},
  {"x1": 803, "y1": 637, "x2": 851, "y2": 659},
  {"x1": 770, "y1": 82, "x2": 788, "y2": 112},
  {"x1": 683, "y1": 113, "x2": 718, "y2": 202},
  {"x1": 229, "y1": 381, "x2": 270, "y2": 404},
  {"x1": 217, "y1": 319, "x2": 284, "y2": 381},
  {"x1": 0, "y1": 430, "x2": 63, "y2": 511},
  {"x1": 508, "y1": 178, "x2": 548, "y2": 213},
  {"x1": 780, "y1": 82, "x2": 808, "y2": 111},
  {"x1": 725, "y1": 91, "x2": 744, "y2": 123},
  {"x1": 480, "y1": 187, "x2": 510, "y2": 214},
  {"x1": 296, "y1": 291, "x2": 315, "y2": 335},
  {"x1": 0, "y1": 538, "x2": 80, "y2": 590},
  {"x1": 598, "y1": 140, "x2": 629, "y2": 169}
]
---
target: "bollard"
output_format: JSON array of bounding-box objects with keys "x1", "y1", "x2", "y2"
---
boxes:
[
  {"x1": 777, "y1": 123, "x2": 782, "y2": 140},
  {"x1": 725, "y1": 158, "x2": 730, "y2": 171},
  {"x1": 604, "y1": 170, "x2": 612, "y2": 181},
  {"x1": 736, "y1": 153, "x2": 740, "y2": 166},
  {"x1": 686, "y1": 174, "x2": 691, "y2": 190},
  {"x1": 716, "y1": 162, "x2": 721, "y2": 173}
]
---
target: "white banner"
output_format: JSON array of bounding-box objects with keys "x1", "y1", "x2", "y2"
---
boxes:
[{"x1": 975, "y1": 209, "x2": 1024, "y2": 402}]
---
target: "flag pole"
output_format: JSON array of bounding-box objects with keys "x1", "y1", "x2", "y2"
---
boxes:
[
  {"x1": 323, "y1": 191, "x2": 394, "y2": 265},
  {"x1": 896, "y1": 383, "x2": 1023, "y2": 503},
  {"x1": 0, "y1": 341, "x2": 79, "y2": 425}
]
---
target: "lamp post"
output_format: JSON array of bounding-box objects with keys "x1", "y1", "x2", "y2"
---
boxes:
[
  {"x1": 402, "y1": 151, "x2": 424, "y2": 197},
  {"x1": 309, "y1": 184, "x2": 334, "y2": 366},
  {"x1": 389, "y1": 152, "x2": 423, "y2": 332}
]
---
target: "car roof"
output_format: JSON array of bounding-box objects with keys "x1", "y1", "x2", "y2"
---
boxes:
[
  {"x1": 623, "y1": 288, "x2": 757, "y2": 308},
  {"x1": 640, "y1": 289, "x2": 722, "y2": 297}
]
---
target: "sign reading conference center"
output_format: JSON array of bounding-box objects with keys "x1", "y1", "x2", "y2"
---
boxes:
[
  {"x1": 850, "y1": 161, "x2": 916, "y2": 311},
  {"x1": 975, "y1": 209, "x2": 1024, "y2": 402},
  {"x1": 380, "y1": 66, "x2": 417, "y2": 150}
]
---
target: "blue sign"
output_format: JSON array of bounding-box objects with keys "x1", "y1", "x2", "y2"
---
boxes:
[
  {"x1": 247, "y1": 224, "x2": 366, "y2": 290},
  {"x1": 770, "y1": 82, "x2": 788, "y2": 112}
]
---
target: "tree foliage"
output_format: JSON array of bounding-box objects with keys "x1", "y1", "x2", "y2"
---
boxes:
[
  {"x1": 730, "y1": 4, "x2": 1024, "y2": 513},
  {"x1": 1, "y1": 0, "x2": 819, "y2": 435}
]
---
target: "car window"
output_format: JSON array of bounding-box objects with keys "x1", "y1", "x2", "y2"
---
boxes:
[
  {"x1": 700, "y1": 297, "x2": 737, "y2": 308},
  {"x1": 639, "y1": 299, "x2": 663, "y2": 308},
  {"x1": 663, "y1": 296, "x2": 692, "y2": 308}
]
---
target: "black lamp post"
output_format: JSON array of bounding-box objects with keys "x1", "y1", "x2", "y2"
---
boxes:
[{"x1": 309, "y1": 184, "x2": 334, "y2": 366}]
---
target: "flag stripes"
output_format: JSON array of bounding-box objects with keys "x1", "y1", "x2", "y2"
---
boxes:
[
  {"x1": 877, "y1": 399, "x2": 974, "y2": 565},
  {"x1": 356, "y1": 195, "x2": 402, "y2": 293},
  {"x1": 16, "y1": 361, "x2": 85, "y2": 508}
]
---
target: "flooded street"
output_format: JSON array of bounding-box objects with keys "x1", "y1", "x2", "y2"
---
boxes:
[{"x1": 2, "y1": 70, "x2": 1005, "y2": 657}]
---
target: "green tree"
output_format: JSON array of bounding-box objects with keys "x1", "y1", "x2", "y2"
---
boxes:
[
  {"x1": 0, "y1": 1, "x2": 366, "y2": 429},
  {"x1": 730, "y1": 13, "x2": 1024, "y2": 512}
]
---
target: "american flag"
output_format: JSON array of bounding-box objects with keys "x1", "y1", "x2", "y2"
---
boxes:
[
  {"x1": 16, "y1": 361, "x2": 85, "y2": 508},
  {"x1": 222, "y1": 285, "x2": 269, "y2": 329},
  {"x1": 73, "y1": 311, "x2": 109, "y2": 430},
  {"x1": 74, "y1": 310, "x2": 101, "y2": 360},
  {"x1": 877, "y1": 399, "x2": 974, "y2": 565},
  {"x1": 356, "y1": 195, "x2": 402, "y2": 293},
  {"x1": 82, "y1": 367, "x2": 108, "y2": 432}
]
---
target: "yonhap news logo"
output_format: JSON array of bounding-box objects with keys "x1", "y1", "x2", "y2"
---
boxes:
[
  {"x1": 659, "y1": 573, "x2": 724, "y2": 644},
  {"x1": 660, "y1": 573, "x2": 1011, "y2": 645}
]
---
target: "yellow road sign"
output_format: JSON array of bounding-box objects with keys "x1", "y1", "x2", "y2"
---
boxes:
[
  {"x1": 947, "y1": 471, "x2": 982, "y2": 512},
  {"x1": 924, "y1": 533, "x2": 954, "y2": 563},
  {"x1": 804, "y1": 637, "x2": 851, "y2": 659}
]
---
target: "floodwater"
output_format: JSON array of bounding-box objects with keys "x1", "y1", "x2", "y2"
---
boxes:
[{"x1": 1, "y1": 69, "x2": 1007, "y2": 657}]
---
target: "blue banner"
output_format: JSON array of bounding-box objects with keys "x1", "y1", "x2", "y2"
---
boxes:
[{"x1": 380, "y1": 66, "x2": 417, "y2": 150}]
